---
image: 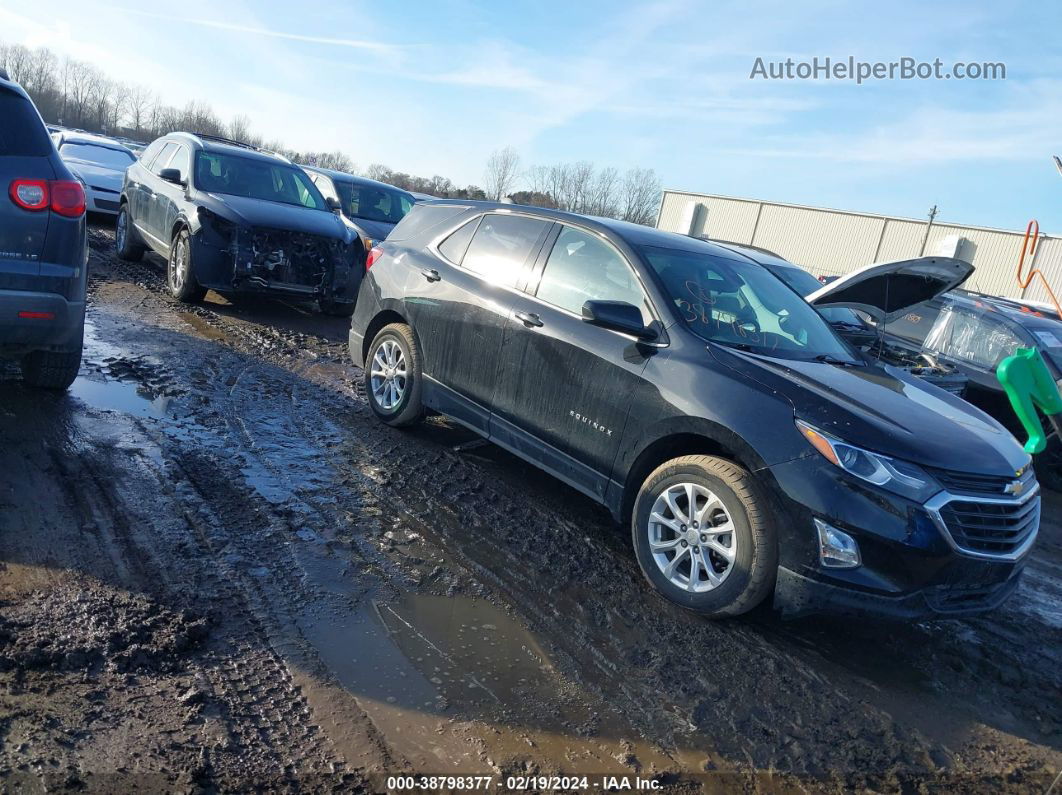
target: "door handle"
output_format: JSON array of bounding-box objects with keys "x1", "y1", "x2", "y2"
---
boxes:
[
  {"x1": 420, "y1": 268, "x2": 441, "y2": 282},
  {"x1": 515, "y1": 311, "x2": 543, "y2": 328}
]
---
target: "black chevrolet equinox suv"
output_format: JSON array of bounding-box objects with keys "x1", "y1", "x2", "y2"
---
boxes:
[
  {"x1": 1, "y1": 68, "x2": 88, "y2": 390},
  {"x1": 350, "y1": 202, "x2": 1040, "y2": 619}
]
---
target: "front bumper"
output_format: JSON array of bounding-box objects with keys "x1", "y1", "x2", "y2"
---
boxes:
[
  {"x1": 766, "y1": 454, "x2": 1037, "y2": 619},
  {"x1": 86, "y1": 188, "x2": 120, "y2": 215}
]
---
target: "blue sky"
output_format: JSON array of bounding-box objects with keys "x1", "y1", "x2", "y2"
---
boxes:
[{"x1": 3, "y1": 0, "x2": 1059, "y2": 231}]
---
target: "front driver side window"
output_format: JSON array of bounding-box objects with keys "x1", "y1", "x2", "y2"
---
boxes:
[{"x1": 536, "y1": 226, "x2": 651, "y2": 321}]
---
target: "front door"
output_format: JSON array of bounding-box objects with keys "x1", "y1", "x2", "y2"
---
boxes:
[{"x1": 489, "y1": 223, "x2": 662, "y2": 501}]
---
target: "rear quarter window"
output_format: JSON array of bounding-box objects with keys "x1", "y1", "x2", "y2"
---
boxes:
[
  {"x1": 387, "y1": 204, "x2": 471, "y2": 242},
  {"x1": 0, "y1": 92, "x2": 52, "y2": 157}
]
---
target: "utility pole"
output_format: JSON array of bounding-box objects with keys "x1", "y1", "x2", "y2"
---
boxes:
[{"x1": 919, "y1": 204, "x2": 939, "y2": 255}]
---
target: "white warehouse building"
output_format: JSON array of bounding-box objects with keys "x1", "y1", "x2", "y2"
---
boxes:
[{"x1": 656, "y1": 190, "x2": 1062, "y2": 306}]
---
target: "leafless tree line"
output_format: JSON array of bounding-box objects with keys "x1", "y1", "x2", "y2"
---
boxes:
[{"x1": 485, "y1": 147, "x2": 661, "y2": 226}]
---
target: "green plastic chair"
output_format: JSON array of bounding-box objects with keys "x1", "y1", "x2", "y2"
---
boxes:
[{"x1": 996, "y1": 347, "x2": 1062, "y2": 454}]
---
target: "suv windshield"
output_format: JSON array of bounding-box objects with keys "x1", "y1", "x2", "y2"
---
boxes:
[
  {"x1": 60, "y1": 142, "x2": 135, "y2": 169},
  {"x1": 337, "y1": 182, "x2": 413, "y2": 224},
  {"x1": 640, "y1": 245, "x2": 858, "y2": 362},
  {"x1": 194, "y1": 151, "x2": 327, "y2": 210}
]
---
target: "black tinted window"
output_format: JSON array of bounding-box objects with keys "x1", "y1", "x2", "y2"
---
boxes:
[
  {"x1": 462, "y1": 214, "x2": 549, "y2": 288},
  {"x1": 537, "y1": 226, "x2": 650, "y2": 320},
  {"x1": 193, "y1": 152, "x2": 326, "y2": 210},
  {"x1": 438, "y1": 218, "x2": 479, "y2": 264},
  {"x1": 0, "y1": 92, "x2": 51, "y2": 156}
]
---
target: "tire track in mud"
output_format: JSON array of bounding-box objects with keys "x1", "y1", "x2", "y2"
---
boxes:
[{"x1": 72, "y1": 227, "x2": 1062, "y2": 790}]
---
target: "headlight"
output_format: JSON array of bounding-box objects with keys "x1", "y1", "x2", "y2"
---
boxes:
[{"x1": 796, "y1": 420, "x2": 942, "y2": 502}]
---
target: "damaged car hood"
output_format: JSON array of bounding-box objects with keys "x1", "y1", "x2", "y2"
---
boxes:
[
  {"x1": 711, "y1": 345, "x2": 1029, "y2": 477},
  {"x1": 807, "y1": 256, "x2": 974, "y2": 323},
  {"x1": 202, "y1": 192, "x2": 351, "y2": 240}
]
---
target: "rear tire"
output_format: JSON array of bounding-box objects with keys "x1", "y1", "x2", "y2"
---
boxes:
[
  {"x1": 365, "y1": 323, "x2": 424, "y2": 427},
  {"x1": 115, "y1": 204, "x2": 145, "y2": 262},
  {"x1": 21, "y1": 334, "x2": 83, "y2": 390},
  {"x1": 632, "y1": 455, "x2": 777, "y2": 618},
  {"x1": 167, "y1": 228, "x2": 207, "y2": 303}
]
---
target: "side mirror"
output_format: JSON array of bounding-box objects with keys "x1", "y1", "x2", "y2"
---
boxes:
[
  {"x1": 159, "y1": 168, "x2": 185, "y2": 186},
  {"x1": 325, "y1": 196, "x2": 342, "y2": 214},
  {"x1": 582, "y1": 300, "x2": 657, "y2": 340}
]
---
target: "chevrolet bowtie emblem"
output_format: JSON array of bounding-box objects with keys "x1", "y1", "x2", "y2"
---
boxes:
[{"x1": 1004, "y1": 479, "x2": 1025, "y2": 496}]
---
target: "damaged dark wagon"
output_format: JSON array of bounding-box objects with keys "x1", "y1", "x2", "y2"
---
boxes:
[{"x1": 116, "y1": 132, "x2": 365, "y2": 315}]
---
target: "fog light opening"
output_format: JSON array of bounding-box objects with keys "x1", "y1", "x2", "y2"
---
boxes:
[{"x1": 814, "y1": 519, "x2": 861, "y2": 569}]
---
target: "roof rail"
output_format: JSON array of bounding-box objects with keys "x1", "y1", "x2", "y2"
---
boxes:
[
  {"x1": 700, "y1": 236, "x2": 785, "y2": 260},
  {"x1": 190, "y1": 132, "x2": 259, "y2": 150}
]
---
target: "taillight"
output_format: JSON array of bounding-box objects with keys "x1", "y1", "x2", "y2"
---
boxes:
[
  {"x1": 9, "y1": 179, "x2": 49, "y2": 211},
  {"x1": 50, "y1": 180, "x2": 86, "y2": 218},
  {"x1": 365, "y1": 245, "x2": 383, "y2": 271},
  {"x1": 8, "y1": 178, "x2": 86, "y2": 217}
]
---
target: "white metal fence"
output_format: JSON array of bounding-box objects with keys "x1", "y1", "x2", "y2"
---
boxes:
[{"x1": 657, "y1": 191, "x2": 1062, "y2": 306}]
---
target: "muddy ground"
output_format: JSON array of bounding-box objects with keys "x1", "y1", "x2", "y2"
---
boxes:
[{"x1": 0, "y1": 221, "x2": 1058, "y2": 793}]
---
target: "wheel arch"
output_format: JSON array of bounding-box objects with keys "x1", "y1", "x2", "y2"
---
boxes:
[
  {"x1": 616, "y1": 424, "x2": 771, "y2": 525},
  {"x1": 362, "y1": 309, "x2": 411, "y2": 364}
]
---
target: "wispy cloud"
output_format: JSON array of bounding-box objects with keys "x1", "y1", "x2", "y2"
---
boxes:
[{"x1": 123, "y1": 9, "x2": 402, "y2": 54}]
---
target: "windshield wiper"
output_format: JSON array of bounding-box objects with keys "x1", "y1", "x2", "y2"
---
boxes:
[{"x1": 810, "y1": 354, "x2": 862, "y2": 367}]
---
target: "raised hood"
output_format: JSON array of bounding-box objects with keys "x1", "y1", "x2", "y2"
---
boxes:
[{"x1": 807, "y1": 256, "x2": 973, "y2": 322}]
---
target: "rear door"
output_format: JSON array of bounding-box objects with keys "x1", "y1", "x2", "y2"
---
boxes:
[
  {"x1": 416, "y1": 211, "x2": 551, "y2": 433},
  {"x1": 139, "y1": 141, "x2": 178, "y2": 249},
  {"x1": 150, "y1": 143, "x2": 190, "y2": 244},
  {"x1": 489, "y1": 223, "x2": 661, "y2": 501},
  {"x1": 0, "y1": 86, "x2": 56, "y2": 277}
]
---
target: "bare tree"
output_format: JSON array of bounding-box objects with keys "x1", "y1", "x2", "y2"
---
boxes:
[
  {"x1": 364, "y1": 163, "x2": 393, "y2": 183},
  {"x1": 484, "y1": 146, "x2": 520, "y2": 201},
  {"x1": 227, "y1": 114, "x2": 253, "y2": 142},
  {"x1": 619, "y1": 167, "x2": 662, "y2": 226},
  {"x1": 126, "y1": 84, "x2": 154, "y2": 135}
]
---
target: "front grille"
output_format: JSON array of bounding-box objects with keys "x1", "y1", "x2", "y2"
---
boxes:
[
  {"x1": 930, "y1": 466, "x2": 1035, "y2": 497},
  {"x1": 936, "y1": 495, "x2": 1040, "y2": 555}
]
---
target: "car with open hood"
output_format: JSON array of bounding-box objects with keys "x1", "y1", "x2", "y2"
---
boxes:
[
  {"x1": 116, "y1": 133, "x2": 365, "y2": 314},
  {"x1": 54, "y1": 132, "x2": 136, "y2": 216},
  {"x1": 349, "y1": 201, "x2": 1040, "y2": 620}
]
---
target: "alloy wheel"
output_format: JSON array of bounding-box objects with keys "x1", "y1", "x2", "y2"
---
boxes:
[
  {"x1": 170, "y1": 237, "x2": 186, "y2": 291},
  {"x1": 648, "y1": 482, "x2": 736, "y2": 592},
  {"x1": 370, "y1": 339, "x2": 408, "y2": 410}
]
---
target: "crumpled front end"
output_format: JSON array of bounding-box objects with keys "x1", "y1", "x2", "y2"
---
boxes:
[
  {"x1": 230, "y1": 227, "x2": 358, "y2": 300},
  {"x1": 191, "y1": 212, "x2": 362, "y2": 302}
]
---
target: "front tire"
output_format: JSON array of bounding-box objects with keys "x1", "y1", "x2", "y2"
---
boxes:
[
  {"x1": 365, "y1": 323, "x2": 424, "y2": 427},
  {"x1": 632, "y1": 455, "x2": 777, "y2": 618},
  {"x1": 167, "y1": 228, "x2": 207, "y2": 303},
  {"x1": 115, "y1": 204, "x2": 145, "y2": 262}
]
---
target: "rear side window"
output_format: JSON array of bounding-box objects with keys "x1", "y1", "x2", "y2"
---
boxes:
[
  {"x1": 388, "y1": 204, "x2": 471, "y2": 241},
  {"x1": 438, "y1": 217, "x2": 479, "y2": 264},
  {"x1": 139, "y1": 139, "x2": 165, "y2": 167},
  {"x1": 461, "y1": 214, "x2": 550, "y2": 289},
  {"x1": 535, "y1": 226, "x2": 650, "y2": 321},
  {"x1": 0, "y1": 92, "x2": 51, "y2": 156}
]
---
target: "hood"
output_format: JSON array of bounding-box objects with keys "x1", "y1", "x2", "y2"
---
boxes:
[
  {"x1": 344, "y1": 216, "x2": 395, "y2": 241},
  {"x1": 806, "y1": 256, "x2": 973, "y2": 322},
  {"x1": 202, "y1": 192, "x2": 351, "y2": 241},
  {"x1": 711, "y1": 345, "x2": 1029, "y2": 477},
  {"x1": 67, "y1": 161, "x2": 124, "y2": 191}
]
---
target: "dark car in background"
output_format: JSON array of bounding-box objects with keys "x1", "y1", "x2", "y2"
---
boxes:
[
  {"x1": 350, "y1": 202, "x2": 1039, "y2": 620},
  {"x1": 0, "y1": 68, "x2": 88, "y2": 390},
  {"x1": 116, "y1": 133, "x2": 365, "y2": 314},
  {"x1": 303, "y1": 166, "x2": 416, "y2": 249},
  {"x1": 880, "y1": 290, "x2": 1062, "y2": 487}
]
